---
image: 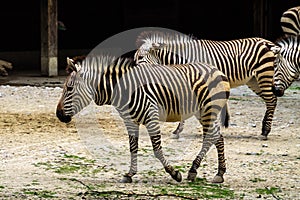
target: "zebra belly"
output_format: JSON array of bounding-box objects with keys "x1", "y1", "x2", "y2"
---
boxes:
[
  {"x1": 229, "y1": 76, "x2": 253, "y2": 88},
  {"x1": 158, "y1": 108, "x2": 196, "y2": 122}
]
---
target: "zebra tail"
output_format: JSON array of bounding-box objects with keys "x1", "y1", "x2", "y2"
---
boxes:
[{"x1": 220, "y1": 105, "x2": 230, "y2": 128}]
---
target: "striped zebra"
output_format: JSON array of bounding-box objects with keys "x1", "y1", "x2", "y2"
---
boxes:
[
  {"x1": 273, "y1": 35, "x2": 300, "y2": 97},
  {"x1": 56, "y1": 55, "x2": 230, "y2": 183},
  {"x1": 281, "y1": 6, "x2": 300, "y2": 36},
  {"x1": 134, "y1": 31, "x2": 279, "y2": 140}
]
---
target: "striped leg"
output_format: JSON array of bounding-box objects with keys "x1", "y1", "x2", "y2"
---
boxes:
[
  {"x1": 247, "y1": 77, "x2": 277, "y2": 140},
  {"x1": 188, "y1": 122, "x2": 225, "y2": 183},
  {"x1": 213, "y1": 134, "x2": 226, "y2": 183},
  {"x1": 121, "y1": 121, "x2": 139, "y2": 183},
  {"x1": 171, "y1": 120, "x2": 185, "y2": 139},
  {"x1": 146, "y1": 119, "x2": 182, "y2": 182}
]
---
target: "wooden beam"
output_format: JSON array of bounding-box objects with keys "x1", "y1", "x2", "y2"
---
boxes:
[
  {"x1": 41, "y1": 0, "x2": 58, "y2": 76},
  {"x1": 253, "y1": 0, "x2": 271, "y2": 38}
]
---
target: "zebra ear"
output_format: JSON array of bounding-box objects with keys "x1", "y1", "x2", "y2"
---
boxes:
[
  {"x1": 151, "y1": 42, "x2": 166, "y2": 50},
  {"x1": 270, "y1": 46, "x2": 282, "y2": 55},
  {"x1": 66, "y1": 57, "x2": 81, "y2": 72}
]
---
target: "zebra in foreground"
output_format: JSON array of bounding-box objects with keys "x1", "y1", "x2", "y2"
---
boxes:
[
  {"x1": 56, "y1": 54, "x2": 230, "y2": 183},
  {"x1": 281, "y1": 6, "x2": 300, "y2": 36},
  {"x1": 273, "y1": 35, "x2": 300, "y2": 97},
  {"x1": 134, "y1": 31, "x2": 279, "y2": 140}
]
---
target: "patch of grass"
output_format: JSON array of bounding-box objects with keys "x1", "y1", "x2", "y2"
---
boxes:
[
  {"x1": 255, "y1": 187, "x2": 281, "y2": 195},
  {"x1": 22, "y1": 188, "x2": 56, "y2": 198},
  {"x1": 287, "y1": 86, "x2": 300, "y2": 90},
  {"x1": 68, "y1": 177, "x2": 234, "y2": 199},
  {"x1": 249, "y1": 177, "x2": 266, "y2": 183},
  {"x1": 153, "y1": 178, "x2": 234, "y2": 199},
  {"x1": 31, "y1": 180, "x2": 40, "y2": 186},
  {"x1": 33, "y1": 153, "x2": 102, "y2": 176},
  {"x1": 54, "y1": 165, "x2": 81, "y2": 174},
  {"x1": 174, "y1": 164, "x2": 189, "y2": 173}
]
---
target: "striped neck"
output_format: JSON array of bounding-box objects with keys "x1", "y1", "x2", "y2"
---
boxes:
[{"x1": 81, "y1": 55, "x2": 134, "y2": 106}]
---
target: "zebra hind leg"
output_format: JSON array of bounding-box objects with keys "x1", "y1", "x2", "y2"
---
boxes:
[
  {"x1": 212, "y1": 134, "x2": 226, "y2": 183},
  {"x1": 171, "y1": 120, "x2": 185, "y2": 139},
  {"x1": 121, "y1": 123, "x2": 139, "y2": 183},
  {"x1": 188, "y1": 123, "x2": 225, "y2": 183}
]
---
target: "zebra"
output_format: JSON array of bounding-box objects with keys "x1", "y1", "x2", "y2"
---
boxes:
[
  {"x1": 272, "y1": 35, "x2": 300, "y2": 97},
  {"x1": 134, "y1": 31, "x2": 279, "y2": 140},
  {"x1": 56, "y1": 54, "x2": 230, "y2": 183},
  {"x1": 281, "y1": 6, "x2": 300, "y2": 36}
]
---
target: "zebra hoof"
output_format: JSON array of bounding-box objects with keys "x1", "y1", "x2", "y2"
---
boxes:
[
  {"x1": 258, "y1": 135, "x2": 268, "y2": 141},
  {"x1": 120, "y1": 175, "x2": 132, "y2": 183},
  {"x1": 212, "y1": 175, "x2": 224, "y2": 183},
  {"x1": 187, "y1": 171, "x2": 197, "y2": 182},
  {"x1": 171, "y1": 170, "x2": 182, "y2": 182},
  {"x1": 170, "y1": 133, "x2": 180, "y2": 139}
]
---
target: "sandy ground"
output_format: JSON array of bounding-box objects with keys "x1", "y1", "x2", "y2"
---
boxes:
[{"x1": 0, "y1": 82, "x2": 299, "y2": 199}]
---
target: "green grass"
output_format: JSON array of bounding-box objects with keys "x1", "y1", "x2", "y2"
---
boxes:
[
  {"x1": 72, "y1": 177, "x2": 234, "y2": 199},
  {"x1": 287, "y1": 86, "x2": 300, "y2": 90},
  {"x1": 255, "y1": 187, "x2": 281, "y2": 195},
  {"x1": 152, "y1": 178, "x2": 234, "y2": 199},
  {"x1": 249, "y1": 177, "x2": 266, "y2": 183},
  {"x1": 22, "y1": 189, "x2": 56, "y2": 198},
  {"x1": 33, "y1": 153, "x2": 101, "y2": 175}
]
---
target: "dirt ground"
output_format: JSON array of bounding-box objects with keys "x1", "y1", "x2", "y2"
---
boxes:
[{"x1": 0, "y1": 80, "x2": 299, "y2": 199}]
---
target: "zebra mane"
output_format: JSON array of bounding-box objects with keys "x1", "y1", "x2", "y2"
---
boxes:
[
  {"x1": 136, "y1": 31, "x2": 197, "y2": 48},
  {"x1": 275, "y1": 35, "x2": 300, "y2": 50},
  {"x1": 81, "y1": 54, "x2": 135, "y2": 72}
]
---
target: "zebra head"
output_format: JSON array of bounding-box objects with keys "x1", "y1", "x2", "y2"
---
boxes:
[
  {"x1": 273, "y1": 35, "x2": 300, "y2": 97},
  {"x1": 56, "y1": 56, "x2": 93, "y2": 123},
  {"x1": 134, "y1": 42, "x2": 165, "y2": 64}
]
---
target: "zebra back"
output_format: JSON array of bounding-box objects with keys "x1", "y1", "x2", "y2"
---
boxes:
[{"x1": 135, "y1": 31, "x2": 277, "y2": 88}]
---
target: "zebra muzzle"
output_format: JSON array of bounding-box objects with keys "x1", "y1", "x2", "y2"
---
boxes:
[
  {"x1": 272, "y1": 86, "x2": 284, "y2": 97},
  {"x1": 56, "y1": 109, "x2": 72, "y2": 123}
]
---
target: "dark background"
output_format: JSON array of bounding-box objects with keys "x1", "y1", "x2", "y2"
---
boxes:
[{"x1": 0, "y1": 0, "x2": 299, "y2": 71}]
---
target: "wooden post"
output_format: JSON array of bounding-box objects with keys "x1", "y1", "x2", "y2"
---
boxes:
[
  {"x1": 41, "y1": 0, "x2": 58, "y2": 76},
  {"x1": 253, "y1": 0, "x2": 270, "y2": 38}
]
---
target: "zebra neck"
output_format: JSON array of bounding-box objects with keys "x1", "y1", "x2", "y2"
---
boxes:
[{"x1": 94, "y1": 59, "x2": 134, "y2": 106}]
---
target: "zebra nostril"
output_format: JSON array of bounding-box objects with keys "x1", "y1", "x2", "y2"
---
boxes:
[
  {"x1": 56, "y1": 109, "x2": 72, "y2": 123},
  {"x1": 272, "y1": 86, "x2": 284, "y2": 97}
]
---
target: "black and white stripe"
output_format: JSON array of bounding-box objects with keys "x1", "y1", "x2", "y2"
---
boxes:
[
  {"x1": 273, "y1": 35, "x2": 300, "y2": 97},
  {"x1": 56, "y1": 54, "x2": 230, "y2": 183},
  {"x1": 281, "y1": 6, "x2": 300, "y2": 36}
]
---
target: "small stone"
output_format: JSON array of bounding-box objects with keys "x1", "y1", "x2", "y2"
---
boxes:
[{"x1": 262, "y1": 144, "x2": 268, "y2": 148}]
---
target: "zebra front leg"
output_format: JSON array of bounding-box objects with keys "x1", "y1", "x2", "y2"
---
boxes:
[
  {"x1": 171, "y1": 121, "x2": 185, "y2": 139},
  {"x1": 150, "y1": 134, "x2": 182, "y2": 182},
  {"x1": 261, "y1": 96, "x2": 277, "y2": 140}
]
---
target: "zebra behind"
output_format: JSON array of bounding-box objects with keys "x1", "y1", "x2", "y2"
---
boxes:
[
  {"x1": 281, "y1": 6, "x2": 300, "y2": 36},
  {"x1": 134, "y1": 31, "x2": 279, "y2": 140},
  {"x1": 56, "y1": 55, "x2": 230, "y2": 183},
  {"x1": 273, "y1": 35, "x2": 300, "y2": 97}
]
